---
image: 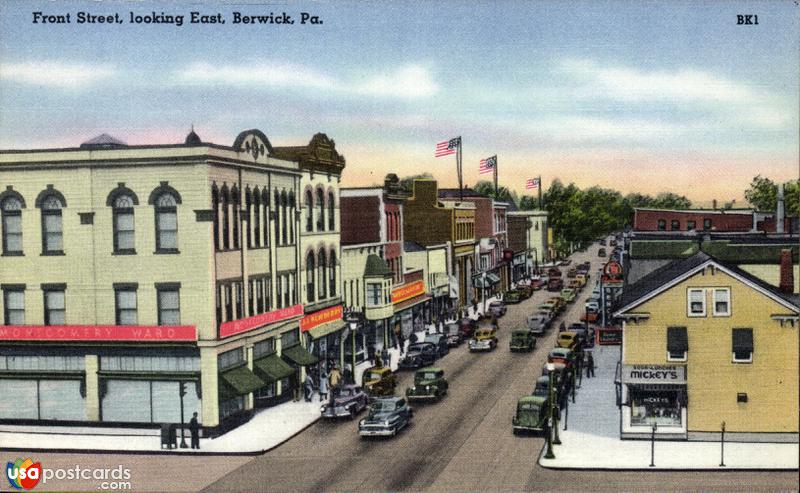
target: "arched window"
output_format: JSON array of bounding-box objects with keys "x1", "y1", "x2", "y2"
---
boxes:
[
  {"x1": 211, "y1": 186, "x2": 220, "y2": 251},
  {"x1": 328, "y1": 249, "x2": 337, "y2": 297},
  {"x1": 318, "y1": 249, "x2": 327, "y2": 299},
  {"x1": 328, "y1": 191, "x2": 335, "y2": 231},
  {"x1": 252, "y1": 188, "x2": 260, "y2": 248},
  {"x1": 281, "y1": 190, "x2": 288, "y2": 245},
  {"x1": 155, "y1": 193, "x2": 178, "y2": 252},
  {"x1": 274, "y1": 190, "x2": 281, "y2": 245},
  {"x1": 262, "y1": 189, "x2": 270, "y2": 246},
  {"x1": 231, "y1": 186, "x2": 240, "y2": 249},
  {"x1": 1, "y1": 195, "x2": 23, "y2": 255},
  {"x1": 40, "y1": 195, "x2": 64, "y2": 254},
  {"x1": 221, "y1": 186, "x2": 230, "y2": 250},
  {"x1": 305, "y1": 190, "x2": 313, "y2": 232},
  {"x1": 112, "y1": 194, "x2": 135, "y2": 253},
  {"x1": 316, "y1": 188, "x2": 325, "y2": 231},
  {"x1": 288, "y1": 191, "x2": 295, "y2": 244},
  {"x1": 306, "y1": 251, "x2": 315, "y2": 303},
  {"x1": 245, "y1": 188, "x2": 252, "y2": 248}
]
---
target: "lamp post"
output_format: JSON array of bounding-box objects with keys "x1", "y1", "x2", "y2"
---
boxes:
[
  {"x1": 649, "y1": 421, "x2": 658, "y2": 467},
  {"x1": 178, "y1": 381, "x2": 188, "y2": 448},
  {"x1": 719, "y1": 421, "x2": 726, "y2": 467},
  {"x1": 544, "y1": 362, "x2": 556, "y2": 459},
  {"x1": 347, "y1": 315, "x2": 359, "y2": 384},
  {"x1": 482, "y1": 271, "x2": 488, "y2": 315}
]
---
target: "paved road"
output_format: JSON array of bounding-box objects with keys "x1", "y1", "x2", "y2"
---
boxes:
[{"x1": 202, "y1": 243, "x2": 799, "y2": 493}]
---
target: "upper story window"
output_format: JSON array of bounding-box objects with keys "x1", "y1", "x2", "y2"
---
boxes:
[
  {"x1": 218, "y1": 347, "x2": 244, "y2": 371},
  {"x1": 281, "y1": 328, "x2": 299, "y2": 348},
  {"x1": 281, "y1": 190, "x2": 289, "y2": 244},
  {"x1": 366, "y1": 283, "x2": 383, "y2": 307},
  {"x1": 220, "y1": 185, "x2": 230, "y2": 250},
  {"x1": 43, "y1": 286, "x2": 66, "y2": 325},
  {"x1": 154, "y1": 192, "x2": 179, "y2": 252},
  {"x1": 329, "y1": 249, "x2": 337, "y2": 297},
  {"x1": 231, "y1": 186, "x2": 240, "y2": 250},
  {"x1": 40, "y1": 195, "x2": 64, "y2": 254},
  {"x1": 703, "y1": 218, "x2": 712, "y2": 230},
  {"x1": 156, "y1": 284, "x2": 180, "y2": 325},
  {"x1": 306, "y1": 252, "x2": 316, "y2": 303},
  {"x1": 261, "y1": 189, "x2": 270, "y2": 247},
  {"x1": 212, "y1": 186, "x2": 220, "y2": 251},
  {"x1": 666, "y1": 326, "x2": 688, "y2": 361},
  {"x1": 253, "y1": 338, "x2": 275, "y2": 359},
  {"x1": 328, "y1": 191, "x2": 335, "y2": 231},
  {"x1": 2, "y1": 287, "x2": 24, "y2": 325},
  {"x1": 712, "y1": 288, "x2": 730, "y2": 316},
  {"x1": 731, "y1": 328, "x2": 753, "y2": 363},
  {"x1": 687, "y1": 220, "x2": 696, "y2": 231},
  {"x1": 115, "y1": 286, "x2": 138, "y2": 325},
  {"x1": 245, "y1": 188, "x2": 252, "y2": 248},
  {"x1": 252, "y1": 188, "x2": 262, "y2": 248},
  {"x1": 318, "y1": 249, "x2": 327, "y2": 299},
  {"x1": 305, "y1": 190, "x2": 313, "y2": 232},
  {"x1": 112, "y1": 194, "x2": 136, "y2": 253},
  {"x1": 1, "y1": 195, "x2": 24, "y2": 255},
  {"x1": 316, "y1": 188, "x2": 325, "y2": 231},
  {"x1": 670, "y1": 219, "x2": 680, "y2": 231},
  {"x1": 687, "y1": 288, "x2": 705, "y2": 317},
  {"x1": 657, "y1": 219, "x2": 666, "y2": 231}
]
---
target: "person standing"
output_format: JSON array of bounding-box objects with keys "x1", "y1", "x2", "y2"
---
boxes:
[
  {"x1": 329, "y1": 366, "x2": 342, "y2": 397},
  {"x1": 318, "y1": 368, "x2": 329, "y2": 403},
  {"x1": 586, "y1": 351, "x2": 595, "y2": 378},
  {"x1": 189, "y1": 412, "x2": 201, "y2": 450},
  {"x1": 304, "y1": 372, "x2": 314, "y2": 402}
]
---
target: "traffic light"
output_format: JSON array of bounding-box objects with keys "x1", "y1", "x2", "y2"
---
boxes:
[{"x1": 179, "y1": 381, "x2": 187, "y2": 397}]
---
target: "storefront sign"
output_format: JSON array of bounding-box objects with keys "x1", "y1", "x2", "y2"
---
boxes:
[
  {"x1": 300, "y1": 305, "x2": 343, "y2": 332},
  {"x1": 0, "y1": 325, "x2": 197, "y2": 342},
  {"x1": 220, "y1": 304, "x2": 303, "y2": 338},
  {"x1": 596, "y1": 327, "x2": 622, "y2": 345},
  {"x1": 392, "y1": 280, "x2": 425, "y2": 304},
  {"x1": 622, "y1": 364, "x2": 686, "y2": 384}
]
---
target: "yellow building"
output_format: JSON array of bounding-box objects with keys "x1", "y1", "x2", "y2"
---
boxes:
[
  {"x1": 0, "y1": 129, "x2": 325, "y2": 435},
  {"x1": 614, "y1": 251, "x2": 799, "y2": 442}
]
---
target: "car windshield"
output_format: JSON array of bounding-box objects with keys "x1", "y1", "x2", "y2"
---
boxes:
[
  {"x1": 340, "y1": 388, "x2": 352, "y2": 397},
  {"x1": 446, "y1": 324, "x2": 459, "y2": 334},
  {"x1": 519, "y1": 403, "x2": 541, "y2": 412},
  {"x1": 420, "y1": 372, "x2": 438, "y2": 380},
  {"x1": 365, "y1": 371, "x2": 383, "y2": 380},
  {"x1": 370, "y1": 401, "x2": 396, "y2": 412}
]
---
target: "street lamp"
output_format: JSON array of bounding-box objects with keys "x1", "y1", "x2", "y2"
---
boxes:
[
  {"x1": 482, "y1": 271, "x2": 488, "y2": 315},
  {"x1": 178, "y1": 381, "x2": 188, "y2": 448},
  {"x1": 544, "y1": 362, "x2": 556, "y2": 459},
  {"x1": 347, "y1": 314, "x2": 359, "y2": 384}
]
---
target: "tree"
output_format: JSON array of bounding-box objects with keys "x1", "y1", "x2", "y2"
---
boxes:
[
  {"x1": 399, "y1": 172, "x2": 434, "y2": 192},
  {"x1": 745, "y1": 175, "x2": 800, "y2": 216},
  {"x1": 652, "y1": 192, "x2": 692, "y2": 210},
  {"x1": 472, "y1": 180, "x2": 518, "y2": 206}
]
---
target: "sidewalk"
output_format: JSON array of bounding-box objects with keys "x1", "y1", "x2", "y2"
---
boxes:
[
  {"x1": 537, "y1": 344, "x2": 799, "y2": 470},
  {"x1": 0, "y1": 398, "x2": 321, "y2": 455}
]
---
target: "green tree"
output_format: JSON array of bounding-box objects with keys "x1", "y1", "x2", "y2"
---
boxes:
[
  {"x1": 472, "y1": 180, "x2": 518, "y2": 206},
  {"x1": 745, "y1": 175, "x2": 800, "y2": 216},
  {"x1": 399, "y1": 172, "x2": 434, "y2": 192},
  {"x1": 652, "y1": 192, "x2": 692, "y2": 210}
]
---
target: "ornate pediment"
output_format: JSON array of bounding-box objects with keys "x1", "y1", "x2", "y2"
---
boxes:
[{"x1": 232, "y1": 129, "x2": 274, "y2": 161}]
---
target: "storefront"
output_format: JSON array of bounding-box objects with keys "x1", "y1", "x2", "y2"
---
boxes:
[
  {"x1": 301, "y1": 305, "x2": 345, "y2": 372},
  {"x1": 392, "y1": 281, "x2": 431, "y2": 340},
  {"x1": 512, "y1": 252, "x2": 527, "y2": 283},
  {"x1": 621, "y1": 364, "x2": 687, "y2": 439}
]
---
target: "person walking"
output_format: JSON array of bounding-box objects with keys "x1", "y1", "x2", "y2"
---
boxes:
[
  {"x1": 586, "y1": 351, "x2": 595, "y2": 378},
  {"x1": 189, "y1": 412, "x2": 201, "y2": 450},
  {"x1": 329, "y1": 366, "x2": 342, "y2": 396},
  {"x1": 318, "y1": 368, "x2": 329, "y2": 403},
  {"x1": 303, "y1": 372, "x2": 314, "y2": 402}
]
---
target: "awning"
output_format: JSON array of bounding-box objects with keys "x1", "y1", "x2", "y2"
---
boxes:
[
  {"x1": 732, "y1": 328, "x2": 753, "y2": 352},
  {"x1": 282, "y1": 344, "x2": 319, "y2": 366},
  {"x1": 253, "y1": 354, "x2": 295, "y2": 382},
  {"x1": 667, "y1": 327, "x2": 688, "y2": 352},
  {"x1": 393, "y1": 294, "x2": 431, "y2": 312},
  {"x1": 219, "y1": 365, "x2": 265, "y2": 396},
  {"x1": 308, "y1": 319, "x2": 345, "y2": 339},
  {"x1": 487, "y1": 273, "x2": 502, "y2": 284}
]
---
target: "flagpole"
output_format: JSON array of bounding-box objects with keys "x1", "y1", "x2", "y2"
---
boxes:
[
  {"x1": 458, "y1": 137, "x2": 463, "y2": 202},
  {"x1": 538, "y1": 175, "x2": 542, "y2": 210},
  {"x1": 493, "y1": 155, "x2": 498, "y2": 195}
]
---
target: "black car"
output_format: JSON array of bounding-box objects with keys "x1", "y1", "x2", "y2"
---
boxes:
[
  {"x1": 399, "y1": 342, "x2": 438, "y2": 369},
  {"x1": 424, "y1": 333, "x2": 450, "y2": 358}
]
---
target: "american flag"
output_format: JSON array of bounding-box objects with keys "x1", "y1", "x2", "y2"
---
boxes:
[
  {"x1": 479, "y1": 155, "x2": 496, "y2": 174},
  {"x1": 435, "y1": 137, "x2": 460, "y2": 157},
  {"x1": 525, "y1": 177, "x2": 540, "y2": 189}
]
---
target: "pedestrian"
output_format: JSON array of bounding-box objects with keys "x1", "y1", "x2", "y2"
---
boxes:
[
  {"x1": 189, "y1": 412, "x2": 201, "y2": 449},
  {"x1": 319, "y1": 368, "x2": 329, "y2": 402},
  {"x1": 472, "y1": 298, "x2": 478, "y2": 315},
  {"x1": 328, "y1": 365, "x2": 342, "y2": 406},
  {"x1": 586, "y1": 351, "x2": 595, "y2": 378},
  {"x1": 394, "y1": 324, "x2": 403, "y2": 350},
  {"x1": 303, "y1": 372, "x2": 314, "y2": 402}
]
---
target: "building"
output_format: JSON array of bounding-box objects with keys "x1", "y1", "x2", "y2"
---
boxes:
[
  {"x1": 403, "y1": 180, "x2": 476, "y2": 310},
  {"x1": 273, "y1": 134, "x2": 345, "y2": 375},
  {"x1": 507, "y1": 208, "x2": 549, "y2": 281},
  {"x1": 613, "y1": 251, "x2": 799, "y2": 442},
  {"x1": 403, "y1": 241, "x2": 450, "y2": 322},
  {"x1": 0, "y1": 129, "x2": 321, "y2": 435}
]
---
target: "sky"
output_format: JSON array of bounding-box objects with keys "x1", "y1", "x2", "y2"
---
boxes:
[{"x1": 0, "y1": 0, "x2": 798, "y2": 206}]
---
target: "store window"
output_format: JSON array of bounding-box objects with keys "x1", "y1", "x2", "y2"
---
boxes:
[
  {"x1": 732, "y1": 328, "x2": 753, "y2": 363},
  {"x1": 666, "y1": 326, "x2": 688, "y2": 361},
  {"x1": 43, "y1": 287, "x2": 66, "y2": 325},
  {"x1": 1, "y1": 196, "x2": 23, "y2": 255},
  {"x1": 713, "y1": 288, "x2": 730, "y2": 316},
  {"x1": 3, "y1": 287, "x2": 24, "y2": 325},
  {"x1": 115, "y1": 286, "x2": 138, "y2": 325},
  {"x1": 630, "y1": 389, "x2": 682, "y2": 427},
  {"x1": 687, "y1": 288, "x2": 705, "y2": 317},
  {"x1": 156, "y1": 284, "x2": 180, "y2": 325},
  {"x1": 40, "y1": 195, "x2": 64, "y2": 254}
]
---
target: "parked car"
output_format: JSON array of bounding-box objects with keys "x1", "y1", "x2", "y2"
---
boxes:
[
  {"x1": 556, "y1": 331, "x2": 580, "y2": 350},
  {"x1": 560, "y1": 288, "x2": 577, "y2": 303},
  {"x1": 585, "y1": 300, "x2": 600, "y2": 312},
  {"x1": 444, "y1": 323, "x2": 463, "y2": 347},
  {"x1": 469, "y1": 327, "x2": 498, "y2": 352},
  {"x1": 510, "y1": 329, "x2": 536, "y2": 352},
  {"x1": 457, "y1": 318, "x2": 479, "y2": 339},
  {"x1": 567, "y1": 268, "x2": 578, "y2": 278},
  {"x1": 548, "y1": 267, "x2": 562, "y2": 278},
  {"x1": 549, "y1": 347, "x2": 577, "y2": 367},
  {"x1": 598, "y1": 248, "x2": 607, "y2": 257},
  {"x1": 424, "y1": 333, "x2": 450, "y2": 358},
  {"x1": 399, "y1": 342, "x2": 439, "y2": 369},
  {"x1": 559, "y1": 259, "x2": 572, "y2": 266},
  {"x1": 516, "y1": 284, "x2": 534, "y2": 298},
  {"x1": 512, "y1": 395, "x2": 549, "y2": 435},
  {"x1": 530, "y1": 278, "x2": 544, "y2": 291},
  {"x1": 575, "y1": 274, "x2": 588, "y2": 287},
  {"x1": 361, "y1": 366, "x2": 397, "y2": 397},
  {"x1": 405, "y1": 367, "x2": 448, "y2": 402},
  {"x1": 488, "y1": 300, "x2": 507, "y2": 317},
  {"x1": 568, "y1": 279, "x2": 582, "y2": 291},
  {"x1": 542, "y1": 362, "x2": 572, "y2": 393},
  {"x1": 547, "y1": 277, "x2": 564, "y2": 292},
  {"x1": 537, "y1": 302, "x2": 558, "y2": 318},
  {"x1": 532, "y1": 375, "x2": 568, "y2": 408},
  {"x1": 548, "y1": 297, "x2": 566, "y2": 313},
  {"x1": 320, "y1": 384, "x2": 369, "y2": 419},
  {"x1": 358, "y1": 396, "x2": 413, "y2": 437},
  {"x1": 503, "y1": 289, "x2": 523, "y2": 304},
  {"x1": 610, "y1": 239, "x2": 618, "y2": 247},
  {"x1": 527, "y1": 313, "x2": 551, "y2": 335},
  {"x1": 599, "y1": 239, "x2": 606, "y2": 246}
]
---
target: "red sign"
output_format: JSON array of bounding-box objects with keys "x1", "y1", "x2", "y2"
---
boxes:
[
  {"x1": 596, "y1": 327, "x2": 623, "y2": 346},
  {"x1": 220, "y1": 304, "x2": 304, "y2": 338},
  {"x1": 300, "y1": 304, "x2": 343, "y2": 332},
  {"x1": 392, "y1": 281, "x2": 425, "y2": 304},
  {"x1": 0, "y1": 325, "x2": 197, "y2": 342},
  {"x1": 603, "y1": 261, "x2": 623, "y2": 278}
]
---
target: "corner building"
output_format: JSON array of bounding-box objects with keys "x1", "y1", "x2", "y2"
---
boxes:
[{"x1": 0, "y1": 129, "x2": 325, "y2": 435}]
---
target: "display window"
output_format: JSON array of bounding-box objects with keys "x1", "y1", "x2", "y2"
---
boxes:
[{"x1": 630, "y1": 389, "x2": 682, "y2": 427}]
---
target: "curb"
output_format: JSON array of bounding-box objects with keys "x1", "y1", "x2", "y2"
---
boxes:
[{"x1": 0, "y1": 416, "x2": 322, "y2": 457}]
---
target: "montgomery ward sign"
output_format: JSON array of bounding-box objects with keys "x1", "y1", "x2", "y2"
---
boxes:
[
  {"x1": 300, "y1": 304, "x2": 343, "y2": 332},
  {"x1": 622, "y1": 364, "x2": 686, "y2": 384},
  {"x1": 392, "y1": 280, "x2": 425, "y2": 304},
  {"x1": 220, "y1": 304, "x2": 304, "y2": 338},
  {"x1": 0, "y1": 325, "x2": 196, "y2": 342}
]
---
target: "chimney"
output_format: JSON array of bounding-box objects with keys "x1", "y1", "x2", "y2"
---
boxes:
[
  {"x1": 779, "y1": 249, "x2": 794, "y2": 294},
  {"x1": 776, "y1": 183, "x2": 785, "y2": 234},
  {"x1": 711, "y1": 199, "x2": 717, "y2": 210}
]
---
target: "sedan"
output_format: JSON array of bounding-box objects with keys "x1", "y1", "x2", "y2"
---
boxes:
[{"x1": 399, "y1": 342, "x2": 438, "y2": 370}]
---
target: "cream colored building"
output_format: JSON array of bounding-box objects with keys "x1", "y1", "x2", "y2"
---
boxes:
[{"x1": 0, "y1": 129, "x2": 323, "y2": 434}]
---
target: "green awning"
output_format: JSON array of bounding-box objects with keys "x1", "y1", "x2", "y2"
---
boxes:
[
  {"x1": 281, "y1": 344, "x2": 319, "y2": 366},
  {"x1": 254, "y1": 354, "x2": 295, "y2": 382},
  {"x1": 219, "y1": 365, "x2": 265, "y2": 396},
  {"x1": 487, "y1": 273, "x2": 502, "y2": 284}
]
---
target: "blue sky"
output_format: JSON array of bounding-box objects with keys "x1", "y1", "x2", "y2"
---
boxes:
[{"x1": 1, "y1": 0, "x2": 797, "y2": 203}]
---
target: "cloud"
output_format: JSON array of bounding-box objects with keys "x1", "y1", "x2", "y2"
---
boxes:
[
  {"x1": 171, "y1": 61, "x2": 438, "y2": 99},
  {"x1": 558, "y1": 59, "x2": 755, "y2": 104},
  {"x1": 0, "y1": 61, "x2": 116, "y2": 88}
]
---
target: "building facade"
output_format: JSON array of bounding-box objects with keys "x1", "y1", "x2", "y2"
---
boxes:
[
  {"x1": 507, "y1": 209, "x2": 549, "y2": 280},
  {"x1": 0, "y1": 129, "x2": 321, "y2": 434}
]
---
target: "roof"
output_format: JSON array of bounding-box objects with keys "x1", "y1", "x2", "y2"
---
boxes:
[
  {"x1": 635, "y1": 207, "x2": 754, "y2": 215},
  {"x1": 437, "y1": 188, "x2": 486, "y2": 199},
  {"x1": 80, "y1": 133, "x2": 127, "y2": 148},
  {"x1": 417, "y1": 366, "x2": 443, "y2": 373},
  {"x1": 518, "y1": 395, "x2": 548, "y2": 404},
  {"x1": 364, "y1": 254, "x2": 392, "y2": 277},
  {"x1": 403, "y1": 241, "x2": 426, "y2": 252},
  {"x1": 616, "y1": 251, "x2": 799, "y2": 314}
]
